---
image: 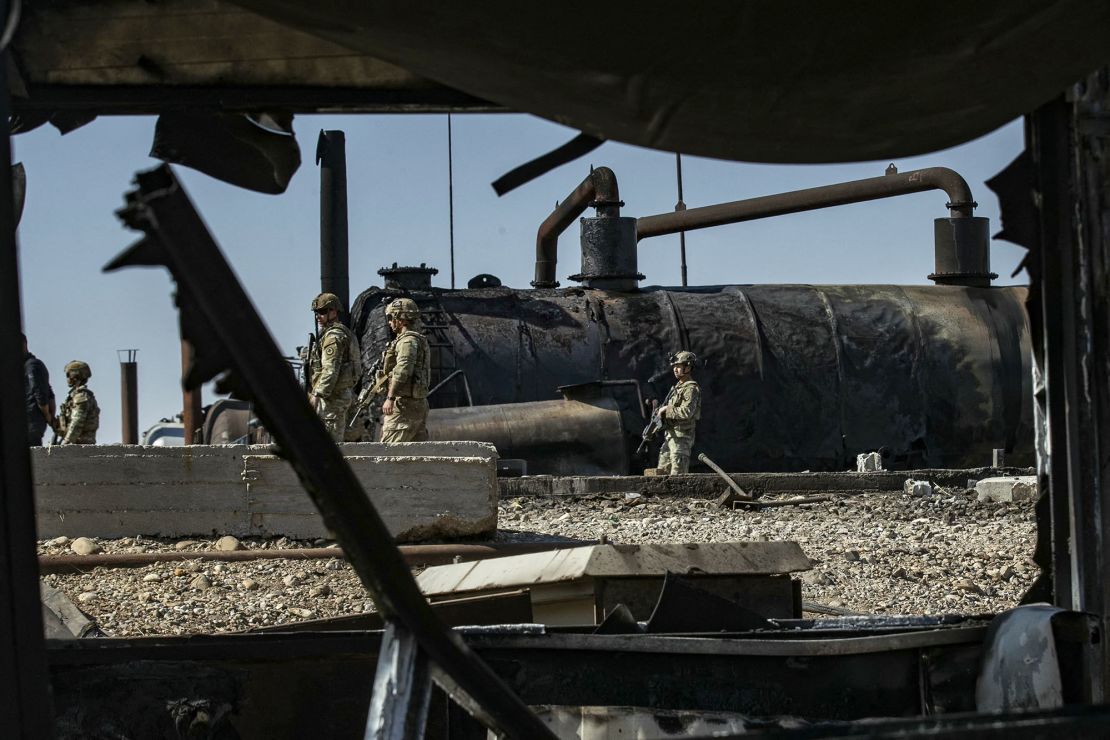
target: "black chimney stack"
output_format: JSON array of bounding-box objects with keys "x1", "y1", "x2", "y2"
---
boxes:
[{"x1": 316, "y1": 130, "x2": 349, "y2": 321}]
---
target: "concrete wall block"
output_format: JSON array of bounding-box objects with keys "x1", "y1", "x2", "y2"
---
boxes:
[
  {"x1": 976, "y1": 476, "x2": 1038, "y2": 503},
  {"x1": 37, "y1": 509, "x2": 249, "y2": 539},
  {"x1": 336, "y1": 441, "x2": 498, "y2": 460},
  {"x1": 36, "y1": 484, "x2": 247, "y2": 511},
  {"x1": 32, "y1": 444, "x2": 243, "y2": 485},
  {"x1": 856, "y1": 452, "x2": 883, "y2": 472},
  {"x1": 244, "y1": 454, "x2": 498, "y2": 541},
  {"x1": 33, "y1": 443, "x2": 497, "y2": 540}
]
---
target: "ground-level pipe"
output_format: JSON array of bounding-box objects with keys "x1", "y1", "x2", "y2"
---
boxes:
[{"x1": 38, "y1": 541, "x2": 589, "y2": 575}]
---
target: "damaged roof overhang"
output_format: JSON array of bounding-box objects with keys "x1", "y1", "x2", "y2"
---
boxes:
[
  {"x1": 12, "y1": 1, "x2": 1110, "y2": 164},
  {"x1": 7, "y1": 0, "x2": 498, "y2": 116}
]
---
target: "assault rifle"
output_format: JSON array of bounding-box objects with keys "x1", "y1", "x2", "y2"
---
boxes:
[
  {"x1": 347, "y1": 349, "x2": 393, "y2": 428},
  {"x1": 301, "y1": 332, "x2": 317, "y2": 393},
  {"x1": 636, "y1": 403, "x2": 666, "y2": 455}
]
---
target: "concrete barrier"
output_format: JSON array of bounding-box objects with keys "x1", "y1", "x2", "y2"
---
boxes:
[{"x1": 33, "y1": 442, "x2": 498, "y2": 541}]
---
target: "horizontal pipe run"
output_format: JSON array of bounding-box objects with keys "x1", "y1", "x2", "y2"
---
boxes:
[
  {"x1": 636, "y1": 167, "x2": 977, "y2": 241},
  {"x1": 533, "y1": 167, "x2": 619, "y2": 287},
  {"x1": 39, "y1": 541, "x2": 590, "y2": 575}
]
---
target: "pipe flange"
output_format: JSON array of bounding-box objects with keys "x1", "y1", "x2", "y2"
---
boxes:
[
  {"x1": 530, "y1": 280, "x2": 561, "y2": 289},
  {"x1": 927, "y1": 271, "x2": 998, "y2": 280},
  {"x1": 567, "y1": 272, "x2": 645, "y2": 282},
  {"x1": 588, "y1": 198, "x2": 625, "y2": 209},
  {"x1": 945, "y1": 200, "x2": 978, "y2": 211}
]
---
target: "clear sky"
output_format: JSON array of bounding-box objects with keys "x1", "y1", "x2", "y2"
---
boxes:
[{"x1": 13, "y1": 113, "x2": 1026, "y2": 443}]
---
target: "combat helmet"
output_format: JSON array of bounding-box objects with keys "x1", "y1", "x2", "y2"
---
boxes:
[
  {"x1": 669, "y1": 350, "x2": 698, "y2": 367},
  {"x1": 64, "y1": 360, "x2": 92, "y2": 381},
  {"x1": 385, "y1": 297, "x2": 420, "y2": 321},
  {"x1": 311, "y1": 292, "x2": 341, "y2": 312}
]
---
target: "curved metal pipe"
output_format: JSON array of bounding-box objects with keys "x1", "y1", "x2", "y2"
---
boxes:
[
  {"x1": 533, "y1": 166, "x2": 620, "y2": 287},
  {"x1": 636, "y1": 167, "x2": 977, "y2": 241}
]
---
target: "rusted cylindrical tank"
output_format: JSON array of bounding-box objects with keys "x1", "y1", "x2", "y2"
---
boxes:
[{"x1": 352, "y1": 283, "x2": 1032, "y2": 472}]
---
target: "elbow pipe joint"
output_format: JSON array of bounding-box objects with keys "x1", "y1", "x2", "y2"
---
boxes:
[{"x1": 533, "y1": 167, "x2": 621, "y2": 288}]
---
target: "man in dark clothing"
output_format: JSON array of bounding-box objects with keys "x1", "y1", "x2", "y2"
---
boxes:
[{"x1": 23, "y1": 333, "x2": 55, "y2": 446}]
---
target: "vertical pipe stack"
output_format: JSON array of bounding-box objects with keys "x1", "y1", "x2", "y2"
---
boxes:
[
  {"x1": 316, "y1": 130, "x2": 349, "y2": 321},
  {"x1": 118, "y1": 349, "x2": 139, "y2": 444},
  {"x1": 181, "y1": 339, "x2": 202, "y2": 445}
]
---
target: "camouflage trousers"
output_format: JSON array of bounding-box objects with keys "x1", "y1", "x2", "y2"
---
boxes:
[
  {"x1": 657, "y1": 429, "x2": 695, "y2": 475},
  {"x1": 316, "y1": 388, "x2": 353, "y2": 444},
  {"x1": 381, "y1": 397, "x2": 429, "y2": 444}
]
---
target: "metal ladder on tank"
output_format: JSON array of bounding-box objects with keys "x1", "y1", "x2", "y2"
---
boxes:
[{"x1": 418, "y1": 301, "x2": 472, "y2": 408}]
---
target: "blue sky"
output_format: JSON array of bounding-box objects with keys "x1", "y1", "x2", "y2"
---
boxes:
[{"x1": 14, "y1": 113, "x2": 1026, "y2": 443}]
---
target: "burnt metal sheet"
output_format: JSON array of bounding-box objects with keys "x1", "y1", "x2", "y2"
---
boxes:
[
  {"x1": 230, "y1": 1, "x2": 1110, "y2": 163},
  {"x1": 150, "y1": 111, "x2": 301, "y2": 194},
  {"x1": 416, "y1": 542, "x2": 811, "y2": 598},
  {"x1": 44, "y1": 620, "x2": 996, "y2": 735}
]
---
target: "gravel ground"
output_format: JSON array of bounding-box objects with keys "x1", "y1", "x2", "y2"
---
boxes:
[{"x1": 40, "y1": 486, "x2": 1036, "y2": 636}]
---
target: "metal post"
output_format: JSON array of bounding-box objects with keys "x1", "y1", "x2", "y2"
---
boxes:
[
  {"x1": 365, "y1": 623, "x2": 433, "y2": 739},
  {"x1": 317, "y1": 130, "x2": 350, "y2": 320},
  {"x1": 1028, "y1": 81, "x2": 1110, "y2": 698},
  {"x1": 118, "y1": 349, "x2": 139, "y2": 444},
  {"x1": 0, "y1": 27, "x2": 55, "y2": 734},
  {"x1": 675, "y1": 153, "x2": 688, "y2": 287},
  {"x1": 447, "y1": 114, "x2": 456, "y2": 290},
  {"x1": 181, "y1": 338, "x2": 202, "y2": 444}
]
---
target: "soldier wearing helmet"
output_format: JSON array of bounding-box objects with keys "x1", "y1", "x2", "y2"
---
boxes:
[
  {"x1": 308, "y1": 292, "x2": 362, "y2": 442},
  {"x1": 379, "y1": 297, "x2": 431, "y2": 443},
  {"x1": 655, "y1": 350, "x2": 701, "y2": 474},
  {"x1": 57, "y1": 360, "x2": 100, "y2": 444}
]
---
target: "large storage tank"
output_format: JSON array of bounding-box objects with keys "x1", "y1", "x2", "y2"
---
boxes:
[
  {"x1": 351, "y1": 283, "x2": 1032, "y2": 472},
  {"x1": 348, "y1": 166, "x2": 1032, "y2": 473}
]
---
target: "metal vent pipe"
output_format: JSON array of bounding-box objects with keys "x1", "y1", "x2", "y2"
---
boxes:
[
  {"x1": 635, "y1": 167, "x2": 992, "y2": 286},
  {"x1": 317, "y1": 130, "x2": 350, "y2": 319},
  {"x1": 533, "y1": 166, "x2": 620, "y2": 288},
  {"x1": 117, "y1": 349, "x2": 138, "y2": 444}
]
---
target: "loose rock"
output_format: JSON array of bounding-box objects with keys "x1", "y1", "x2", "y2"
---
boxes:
[
  {"x1": 70, "y1": 537, "x2": 101, "y2": 556},
  {"x1": 213, "y1": 536, "x2": 242, "y2": 552}
]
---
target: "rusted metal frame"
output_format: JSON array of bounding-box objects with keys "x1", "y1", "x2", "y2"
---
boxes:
[
  {"x1": 0, "y1": 39, "x2": 54, "y2": 736},
  {"x1": 532, "y1": 166, "x2": 619, "y2": 287},
  {"x1": 1029, "y1": 100, "x2": 1082, "y2": 616},
  {"x1": 365, "y1": 623, "x2": 433, "y2": 740},
  {"x1": 107, "y1": 165, "x2": 556, "y2": 739},
  {"x1": 635, "y1": 167, "x2": 977, "y2": 240},
  {"x1": 1044, "y1": 73, "x2": 1110, "y2": 692}
]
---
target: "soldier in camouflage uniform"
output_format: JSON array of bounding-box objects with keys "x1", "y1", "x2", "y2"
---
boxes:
[
  {"x1": 380, "y1": 297, "x2": 430, "y2": 443},
  {"x1": 58, "y1": 360, "x2": 100, "y2": 445},
  {"x1": 657, "y1": 350, "x2": 701, "y2": 474},
  {"x1": 308, "y1": 292, "x2": 362, "y2": 443}
]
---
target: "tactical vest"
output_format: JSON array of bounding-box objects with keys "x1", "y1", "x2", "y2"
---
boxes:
[
  {"x1": 60, "y1": 385, "x2": 100, "y2": 442},
  {"x1": 391, "y1": 329, "x2": 431, "y2": 399},
  {"x1": 312, "y1": 323, "x2": 362, "y2": 394}
]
